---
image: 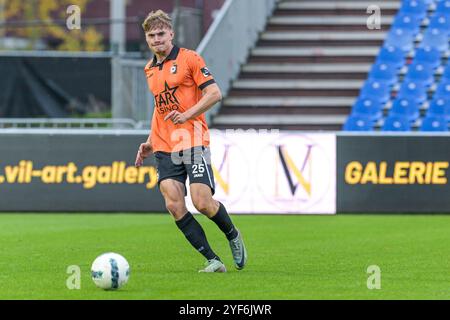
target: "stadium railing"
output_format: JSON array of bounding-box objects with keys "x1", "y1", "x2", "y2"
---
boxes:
[
  {"x1": 111, "y1": 58, "x2": 154, "y2": 124},
  {"x1": 0, "y1": 118, "x2": 137, "y2": 129}
]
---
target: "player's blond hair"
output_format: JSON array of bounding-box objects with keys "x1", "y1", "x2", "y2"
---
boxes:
[{"x1": 142, "y1": 10, "x2": 173, "y2": 32}]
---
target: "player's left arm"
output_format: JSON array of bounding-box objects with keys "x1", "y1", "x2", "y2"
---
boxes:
[
  {"x1": 164, "y1": 84, "x2": 221, "y2": 124},
  {"x1": 183, "y1": 83, "x2": 222, "y2": 120},
  {"x1": 164, "y1": 52, "x2": 222, "y2": 124}
]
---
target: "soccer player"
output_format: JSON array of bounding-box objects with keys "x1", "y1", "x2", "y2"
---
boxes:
[{"x1": 135, "y1": 10, "x2": 247, "y2": 273}]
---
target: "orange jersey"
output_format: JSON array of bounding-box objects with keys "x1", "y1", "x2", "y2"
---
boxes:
[{"x1": 144, "y1": 46, "x2": 215, "y2": 153}]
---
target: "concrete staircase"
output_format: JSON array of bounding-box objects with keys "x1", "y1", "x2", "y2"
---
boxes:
[{"x1": 212, "y1": 0, "x2": 400, "y2": 130}]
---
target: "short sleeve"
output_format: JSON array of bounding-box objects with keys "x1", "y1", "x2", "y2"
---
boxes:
[
  {"x1": 187, "y1": 51, "x2": 216, "y2": 90},
  {"x1": 144, "y1": 65, "x2": 155, "y2": 96}
]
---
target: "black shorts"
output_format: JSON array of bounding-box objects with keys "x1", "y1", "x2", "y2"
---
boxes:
[{"x1": 154, "y1": 146, "x2": 215, "y2": 195}]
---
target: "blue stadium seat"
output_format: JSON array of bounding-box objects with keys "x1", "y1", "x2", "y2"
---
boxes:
[
  {"x1": 424, "y1": 0, "x2": 437, "y2": 5},
  {"x1": 399, "y1": 0, "x2": 428, "y2": 19},
  {"x1": 350, "y1": 97, "x2": 383, "y2": 121},
  {"x1": 421, "y1": 28, "x2": 449, "y2": 52},
  {"x1": 381, "y1": 114, "x2": 412, "y2": 131},
  {"x1": 442, "y1": 63, "x2": 450, "y2": 81},
  {"x1": 404, "y1": 62, "x2": 435, "y2": 87},
  {"x1": 368, "y1": 62, "x2": 399, "y2": 86},
  {"x1": 389, "y1": 98, "x2": 421, "y2": 121},
  {"x1": 384, "y1": 28, "x2": 416, "y2": 52},
  {"x1": 392, "y1": 13, "x2": 422, "y2": 34},
  {"x1": 421, "y1": 0, "x2": 438, "y2": 7},
  {"x1": 343, "y1": 115, "x2": 374, "y2": 131},
  {"x1": 375, "y1": 46, "x2": 406, "y2": 69},
  {"x1": 428, "y1": 14, "x2": 450, "y2": 34},
  {"x1": 397, "y1": 80, "x2": 428, "y2": 103},
  {"x1": 359, "y1": 80, "x2": 391, "y2": 103},
  {"x1": 436, "y1": 0, "x2": 450, "y2": 16},
  {"x1": 427, "y1": 97, "x2": 450, "y2": 119},
  {"x1": 413, "y1": 46, "x2": 442, "y2": 69},
  {"x1": 434, "y1": 79, "x2": 450, "y2": 99},
  {"x1": 420, "y1": 115, "x2": 449, "y2": 131}
]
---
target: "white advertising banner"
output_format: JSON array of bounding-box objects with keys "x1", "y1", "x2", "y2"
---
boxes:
[{"x1": 186, "y1": 130, "x2": 336, "y2": 214}]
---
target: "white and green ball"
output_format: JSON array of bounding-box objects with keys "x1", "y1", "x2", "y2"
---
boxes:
[{"x1": 91, "y1": 252, "x2": 130, "y2": 290}]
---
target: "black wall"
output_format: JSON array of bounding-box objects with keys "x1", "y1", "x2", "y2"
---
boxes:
[{"x1": 0, "y1": 56, "x2": 111, "y2": 117}]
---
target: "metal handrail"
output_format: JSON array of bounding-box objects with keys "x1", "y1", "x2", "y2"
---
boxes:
[{"x1": 0, "y1": 118, "x2": 137, "y2": 129}]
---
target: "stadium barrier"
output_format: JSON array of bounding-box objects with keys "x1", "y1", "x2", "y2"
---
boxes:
[
  {"x1": 0, "y1": 129, "x2": 335, "y2": 213},
  {"x1": 337, "y1": 133, "x2": 450, "y2": 213},
  {"x1": 0, "y1": 118, "x2": 136, "y2": 129},
  {"x1": 186, "y1": 130, "x2": 336, "y2": 214},
  {"x1": 111, "y1": 58, "x2": 154, "y2": 124},
  {"x1": 0, "y1": 130, "x2": 165, "y2": 212},
  {"x1": 0, "y1": 130, "x2": 448, "y2": 213}
]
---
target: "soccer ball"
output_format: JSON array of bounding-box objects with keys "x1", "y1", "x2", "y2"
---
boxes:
[{"x1": 91, "y1": 252, "x2": 130, "y2": 290}]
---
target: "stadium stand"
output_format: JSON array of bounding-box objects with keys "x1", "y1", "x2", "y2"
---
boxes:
[
  {"x1": 344, "y1": 0, "x2": 450, "y2": 131},
  {"x1": 212, "y1": 0, "x2": 400, "y2": 130}
]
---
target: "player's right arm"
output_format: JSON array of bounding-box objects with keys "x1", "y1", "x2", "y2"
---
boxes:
[
  {"x1": 136, "y1": 66, "x2": 154, "y2": 168},
  {"x1": 135, "y1": 134, "x2": 153, "y2": 167}
]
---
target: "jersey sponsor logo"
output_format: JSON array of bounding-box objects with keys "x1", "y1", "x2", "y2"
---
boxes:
[
  {"x1": 201, "y1": 67, "x2": 211, "y2": 78},
  {"x1": 155, "y1": 81, "x2": 180, "y2": 115}
]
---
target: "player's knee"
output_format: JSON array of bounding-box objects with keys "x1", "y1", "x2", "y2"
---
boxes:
[
  {"x1": 165, "y1": 200, "x2": 185, "y2": 218},
  {"x1": 192, "y1": 197, "x2": 214, "y2": 215}
]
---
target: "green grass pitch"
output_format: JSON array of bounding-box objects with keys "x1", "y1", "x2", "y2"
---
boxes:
[{"x1": 1, "y1": 213, "x2": 450, "y2": 300}]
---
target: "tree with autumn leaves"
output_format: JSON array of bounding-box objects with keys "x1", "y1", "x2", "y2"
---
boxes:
[{"x1": 2, "y1": 0, "x2": 104, "y2": 51}]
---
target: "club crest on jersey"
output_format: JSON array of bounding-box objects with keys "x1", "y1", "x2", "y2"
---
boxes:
[
  {"x1": 170, "y1": 63, "x2": 177, "y2": 74},
  {"x1": 201, "y1": 67, "x2": 211, "y2": 78}
]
